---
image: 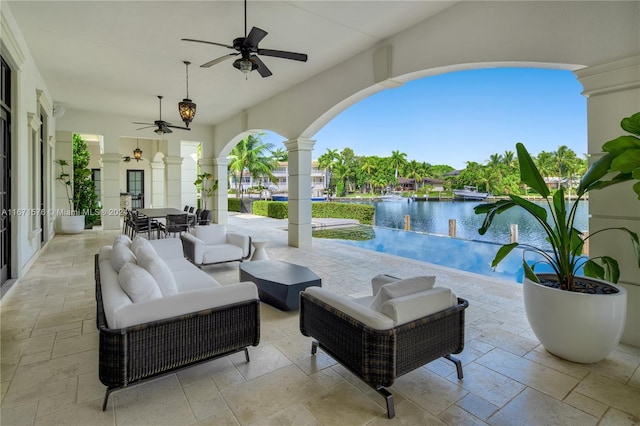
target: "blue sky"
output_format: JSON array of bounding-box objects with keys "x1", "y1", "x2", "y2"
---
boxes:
[{"x1": 265, "y1": 68, "x2": 586, "y2": 170}]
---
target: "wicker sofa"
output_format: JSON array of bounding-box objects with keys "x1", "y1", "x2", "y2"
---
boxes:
[
  {"x1": 181, "y1": 224, "x2": 251, "y2": 267},
  {"x1": 95, "y1": 235, "x2": 260, "y2": 410},
  {"x1": 300, "y1": 274, "x2": 468, "y2": 419}
]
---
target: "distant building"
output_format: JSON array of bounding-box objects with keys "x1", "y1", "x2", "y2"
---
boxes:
[{"x1": 229, "y1": 161, "x2": 327, "y2": 197}]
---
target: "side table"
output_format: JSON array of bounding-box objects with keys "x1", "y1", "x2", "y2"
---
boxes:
[{"x1": 251, "y1": 239, "x2": 269, "y2": 260}]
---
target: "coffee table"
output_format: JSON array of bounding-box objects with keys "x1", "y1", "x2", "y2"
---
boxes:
[{"x1": 239, "y1": 260, "x2": 322, "y2": 310}]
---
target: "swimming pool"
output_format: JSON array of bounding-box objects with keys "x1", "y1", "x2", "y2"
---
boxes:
[{"x1": 334, "y1": 226, "x2": 562, "y2": 283}]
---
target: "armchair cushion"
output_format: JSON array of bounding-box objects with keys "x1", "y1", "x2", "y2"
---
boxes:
[
  {"x1": 194, "y1": 225, "x2": 227, "y2": 245},
  {"x1": 379, "y1": 287, "x2": 456, "y2": 325},
  {"x1": 202, "y1": 244, "x2": 244, "y2": 265},
  {"x1": 303, "y1": 287, "x2": 395, "y2": 330},
  {"x1": 369, "y1": 275, "x2": 436, "y2": 312}
]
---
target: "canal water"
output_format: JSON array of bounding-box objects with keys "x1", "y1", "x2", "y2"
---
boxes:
[{"x1": 373, "y1": 199, "x2": 588, "y2": 249}]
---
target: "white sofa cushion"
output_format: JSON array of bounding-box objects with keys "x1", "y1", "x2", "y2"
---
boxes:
[
  {"x1": 136, "y1": 248, "x2": 179, "y2": 296},
  {"x1": 114, "y1": 281, "x2": 259, "y2": 328},
  {"x1": 113, "y1": 234, "x2": 132, "y2": 248},
  {"x1": 110, "y1": 242, "x2": 137, "y2": 272},
  {"x1": 304, "y1": 287, "x2": 395, "y2": 331},
  {"x1": 99, "y1": 247, "x2": 133, "y2": 329},
  {"x1": 118, "y1": 262, "x2": 163, "y2": 303},
  {"x1": 193, "y1": 225, "x2": 227, "y2": 245},
  {"x1": 369, "y1": 276, "x2": 436, "y2": 312},
  {"x1": 149, "y1": 238, "x2": 185, "y2": 260},
  {"x1": 380, "y1": 287, "x2": 456, "y2": 326},
  {"x1": 131, "y1": 236, "x2": 157, "y2": 258}
]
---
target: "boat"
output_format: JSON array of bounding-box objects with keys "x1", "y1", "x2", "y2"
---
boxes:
[
  {"x1": 271, "y1": 195, "x2": 327, "y2": 202},
  {"x1": 453, "y1": 186, "x2": 489, "y2": 201},
  {"x1": 380, "y1": 193, "x2": 407, "y2": 202}
]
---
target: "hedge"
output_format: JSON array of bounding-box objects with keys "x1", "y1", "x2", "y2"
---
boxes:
[
  {"x1": 228, "y1": 198, "x2": 241, "y2": 212},
  {"x1": 251, "y1": 201, "x2": 374, "y2": 225},
  {"x1": 252, "y1": 200, "x2": 288, "y2": 219}
]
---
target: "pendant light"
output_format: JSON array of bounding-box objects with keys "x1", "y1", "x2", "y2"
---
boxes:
[
  {"x1": 178, "y1": 61, "x2": 197, "y2": 127},
  {"x1": 133, "y1": 139, "x2": 143, "y2": 161}
]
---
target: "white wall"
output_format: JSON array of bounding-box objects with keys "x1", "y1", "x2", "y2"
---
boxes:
[{"x1": 1, "y1": 4, "x2": 56, "y2": 279}]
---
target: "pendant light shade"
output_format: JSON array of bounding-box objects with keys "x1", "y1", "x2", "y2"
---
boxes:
[
  {"x1": 133, "y1": 139, "x2": 143, "y2": 161},
  {"x1": 178, "y1": 61, "x2": 197, "y2": 127}
]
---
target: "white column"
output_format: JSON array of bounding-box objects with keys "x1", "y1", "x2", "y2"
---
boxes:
[
  {"x1": 211, "y1": 157, "x2": 228, "y2": 225},
  {"x1": 100, "y1": 153, "x2": 122, "y2": 230},
  {"x1": 149, "y1": 161, "x2": 165, "y2": 208},
  {"x1": 163, "y1": 156, "x2": 183, "y2": 209},
  {"x1": 575, "y1": 55, "x2": 640, "y2": 346},
  {"x1": 284, "y1": 138, "x2": 316, "y2": 248}
]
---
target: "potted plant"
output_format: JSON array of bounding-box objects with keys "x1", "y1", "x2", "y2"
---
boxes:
[
  {"x1": 55, "y1": 159, "x2": 85, "y2": 234},
  {"x1": 474, "y1": 112, "x2": 640, "y2": 364},
  {"x1": 194, "y1": 172, "x2": 218, "y2": 210},
  {"x1": 55, "y1": 134, "x2": 101, "y2": 233}
]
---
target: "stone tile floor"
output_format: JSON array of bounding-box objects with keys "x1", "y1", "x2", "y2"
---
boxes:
[{"x1": 1, "y1": 213, "x2": 639, "y2": 425}]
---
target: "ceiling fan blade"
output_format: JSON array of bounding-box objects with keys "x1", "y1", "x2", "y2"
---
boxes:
[
  {"x1": 136, "y1": 125, "x2": 156, "y2": 131},
  {"x1": 166, "y1": 124, "x2": 192, "y2": 131},
  {"x1": 133, "y1": 122, "x2": 154, "y2": 125},
  {"x1": 244, "y1": 27, "x2": 268, "y2": 49},
  {"x1": 258, "y1": 49, "x2": 308, "y2": 62},
  {"x1": 201, "y1": 53, "x2": 238, "y2": 68},
  {"x1": 182, "y1": 38, "x2": 234, "y2": 50},
  {"x1": 251, "y1": 55, "x2": 272, "y2": 78}
]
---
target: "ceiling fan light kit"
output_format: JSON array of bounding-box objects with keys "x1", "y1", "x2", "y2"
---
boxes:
[
  {"x1": 178, "y1": 61, "x2": 197, "y2": 127},
  {"x1": 182, "y1": 0, "x2": 308, "y2": 79}
]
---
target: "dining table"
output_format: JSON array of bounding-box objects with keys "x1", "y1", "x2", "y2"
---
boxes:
[{"x1": 136, "y1": 207, "x2": 188, "y2": 219}]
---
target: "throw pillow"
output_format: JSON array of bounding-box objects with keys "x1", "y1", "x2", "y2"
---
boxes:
[
  {"x1": 110, "y1": 242, "x2": 137, "y2": 272},
  {"x1": 118, "y1": 262, "x2": 162, "y2": 303},
  {"x1": 113, "y1": 234, "x2": 132, "y2": 248},
  {"x1": 136, "y1": 250, "x2": 179, "y2": 296},
  {"x1": 369, "y1": 276, "x2": 436, "y2": 312},
  {"x1": 131, "y1": 236, "x2": 156, "y2": 258}
]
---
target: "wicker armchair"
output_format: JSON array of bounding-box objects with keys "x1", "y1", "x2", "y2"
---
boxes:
[{"x1": 300, "y1": 283, "x2": 468, "y2": 419}]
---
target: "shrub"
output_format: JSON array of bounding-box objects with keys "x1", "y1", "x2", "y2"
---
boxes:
[
  {"x1": 228, "y1": 198, "x2": 241, "y2": 212},
  {"x1": 312, "y1": 202, "x2": 374, "y2": 225}
]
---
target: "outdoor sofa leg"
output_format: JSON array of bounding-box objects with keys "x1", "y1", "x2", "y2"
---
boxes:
[
  {"x1": 311, "y1": 340, "x2": 319, "y2": 355},
  {"x1": 376, "y1": 386, "x2": 395, "y2": 419},
  {"x1": 244, "y1": 347, "x2": 250, "y2": 363},
  {"x1": 444, "y1": 354, "x2": 464, "y2": 379}
]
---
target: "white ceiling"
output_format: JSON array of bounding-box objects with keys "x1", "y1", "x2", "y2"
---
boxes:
[{"x1": 7, "y1": 1, "x2": 456, "y2": 127}]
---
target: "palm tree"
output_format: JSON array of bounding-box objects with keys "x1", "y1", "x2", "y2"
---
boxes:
[
  {"x1": 270, "y1": 147, "x2": 288, "y2": 162},
  {"x1": 404, "y1": 160, "x2": 423, "y2": 191},
  {"x1": 389, "y1": 150, "x2": 408, "y2": 179},
  {"x1": 502, "y1": 150, "x2": 516, "y2": 169},
  {"x1": 318, "y1": 148, "x2": 339, "y2": 195},
  {"x1": 360, "y1": 156, "x2": 378, "y2": 194},
  {"x1": 228, "y1": 133, "x2": 278, "y2": 197}
]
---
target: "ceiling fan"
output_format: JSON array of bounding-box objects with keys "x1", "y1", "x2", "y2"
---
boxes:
[
  {"x1": 182, "y1": 0, "x2": 308, "y2": 78},
  {"x1": 133, "y1": 95, "x2": 191, "y2": 135}
]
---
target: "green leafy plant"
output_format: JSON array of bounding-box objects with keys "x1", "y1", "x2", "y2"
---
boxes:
[
  {"x1": 56, "y1": 134, "x2": 101, "y2": 226},
  {"x1": 475, "y1": 113, "x2": 640, "y2": 291},
  {"x1": 194, "y1": 172, "x2": 218, "y2": 210}
]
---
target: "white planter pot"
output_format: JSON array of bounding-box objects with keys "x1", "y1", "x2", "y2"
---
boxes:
[
  {"x1": 58, "y1": 215, "x2": 85, "y2": 234},
  {"x1": 523, "y1": 274, "x2": 627, "y2": 364}
]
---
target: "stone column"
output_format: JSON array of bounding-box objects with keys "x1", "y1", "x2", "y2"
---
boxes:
[
  {"x1": 575, "y1": 55, "x2": 640, "y2": 346},
  {"x1": 163, "y1": 156, "x2": 183, "y2": 209},
  {"x1": 149, "y1": 160, "x2": 166, "y2": 208},
  {"x1": 284, "y1": 138, "x2": 316, "y2": 248},
  {"x1": 211, "y1": 157, "x2": 228, "y2": 225}
]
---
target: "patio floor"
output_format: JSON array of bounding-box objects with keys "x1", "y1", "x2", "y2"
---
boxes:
[{"x1": 1, "y1": 213, "x2": 639, "y2": 425}]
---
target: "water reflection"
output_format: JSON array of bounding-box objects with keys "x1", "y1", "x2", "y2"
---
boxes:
[
  {"x1": 336, "y1": 227, "x2": 553, "y2": 283},
  {"x1": 372, "y1": 200, "x2": 588, "y2": 250}
]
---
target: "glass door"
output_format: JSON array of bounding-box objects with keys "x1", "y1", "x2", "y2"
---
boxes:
[{"x1": 127, "y1": 170, "x2": 144, "y2": 209}]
